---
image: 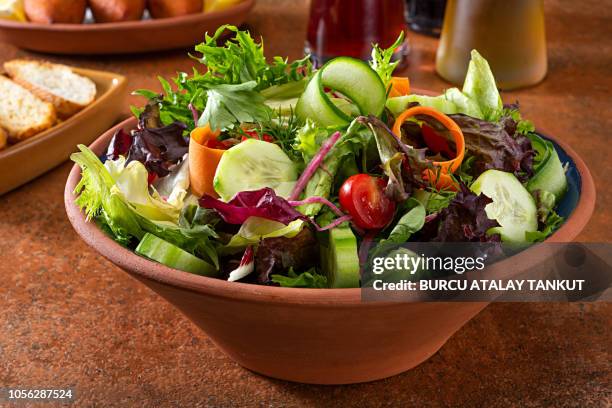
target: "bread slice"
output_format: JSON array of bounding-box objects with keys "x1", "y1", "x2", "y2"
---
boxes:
[
  {"x1": 4, "y1": 59, "x2": 97, "y2": 119},
  {"x1": 0, "y1": 127, "x2": 7, "y2": 151},
  {"x1": 0, "y1": 75, "x2": 56, "y2": 143}
]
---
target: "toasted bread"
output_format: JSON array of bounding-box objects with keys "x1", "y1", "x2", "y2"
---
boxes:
[
  {"x1": 4, "y1": 59, "x2": 96, "y2": 119},
  {"x1": 0, "y1": 127, "x2": 7, "y2": 151},
  {"x1": 0, "y1": 75, "x2": 56, "y2": 143}
]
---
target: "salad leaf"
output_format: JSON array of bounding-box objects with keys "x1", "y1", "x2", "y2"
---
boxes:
[
  {"x1": 106, "y1": 128, "x2": 132, "y2": 161},
  {"x1": 255, "y1": 228, "x2": 318, "y2": 284},
  {"x1": 503, "y1": 104, "x2": 536, "y2": 136},
  {"x1": 105, "y1": 158, "x2": 185, "y2": 223},
  {"x1": 198, "y1": 81, "x2": 271, "y2": 131},
  {"x1": 368, "y1": 199, "x2": 425, "y2": 260},
  {"x1": 298, "y1": 120, "x2": 369, "y2": 217},
  {"x1": 420, "y1": 184, "x2": 501, "y2": 242},
  {"x1": 179, "y1": 205, "x2": 222, "y2": 230},
  {"x1": 271, "y1": 268, "x2": 328, "y2": 288},
  {"x1": 525, "y1": 210, "x2": 564, "y2": 243},
  {"x1": 462, "y1": 50, "x2": 503, "y2": 121},
  {"x1": 126, "y1": 102, "x2": 189, "y2": 177},
  {"x1": 293, "y1": 119, "x2": 330, "y2": 162},
  {"x1": 420, "y1": 113, "x2": 534, "y2": 181},
  {"x1": 525, "y1": 189, "x2": 564, "y2": 242},
  {"x1": 360, "y1": 115, "x2": 429, "y2": 200},
  {"x1": 194, "y1": 25, "x2": 312, "y2": 90},
  {"x1": 199, "y1": 188, "x2": 308, "y2": 225},
  {"x1": 443, "y1": 87, "x2": 483, "y2": 119},
  {"x1": 370, "y1": 31, "x2": 405, "y2": 87},
  {"x1": 386, "y1": 93, "x2": 459, "y2": 118},
  {"x1": 386, "y1": 199, "x2": 426, "y2": 243},
  {"x1": 221, "y1": 217, "x2": 304, "y2": 253},
  {"x1": 72, "y1": 145, "x2": 218, "y2": 265},
  {"x1": 414, "y1": 189, "x2": 456, "y2": 214},
  {"x1": 134, "y1": 25, "x2": 312, "y2": 129},
  {"x1": 386, "y1": 50, "x2": 502, "y2": 122}
]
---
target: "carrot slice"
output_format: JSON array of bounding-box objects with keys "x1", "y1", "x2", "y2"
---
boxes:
[
  {"x1": 388, "y1": 77, "x2": 411, "y2": 98},
  {"x1": 392, "y1": 106, "x2": 465, "y2": 191},
  {"x1": 189, "y1": 125, "x2": 224, "y2": 198}
]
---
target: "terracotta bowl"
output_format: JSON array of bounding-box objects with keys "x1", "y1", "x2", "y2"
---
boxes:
[{"x1": 64, "y1": 117, "x2": 595, "y2": 384}]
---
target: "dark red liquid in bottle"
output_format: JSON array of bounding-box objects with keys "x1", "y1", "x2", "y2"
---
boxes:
[{"x1": 306, "y1": 0, "x2": 408, "y2": 66}]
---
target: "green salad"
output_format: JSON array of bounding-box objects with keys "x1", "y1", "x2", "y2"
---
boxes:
[{"x1": 72, "y1": 26, "x2": 568, "y2": 288}]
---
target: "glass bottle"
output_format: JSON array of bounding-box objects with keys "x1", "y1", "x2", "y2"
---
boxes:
[
  {"x1": 436, "y1": 0, "x2": 547, "y2": 90},
  {"x1": 306, "y1": 0, "x2": 409, "y2": 66}
]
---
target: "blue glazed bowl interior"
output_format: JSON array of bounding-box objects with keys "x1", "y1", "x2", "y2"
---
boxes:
[{"x1": 543, "y1": 133, "x2": 581, "y2": 219}]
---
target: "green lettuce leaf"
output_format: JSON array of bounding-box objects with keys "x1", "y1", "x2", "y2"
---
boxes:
[
  {"x1": 71, "y1": 145, "x2": 218, "y2": 267},
  {"x1": 462, "y1": 50, "x2": 503, "y2": 121},
  {"x1": 198, "y1": 81, "x2": 271, "y2": 131},
  {"x1": 271, "y1": 268, "x2": 328, "y2": 288},
  {"x1": 385, "y1": 199, "x2": 426, "y2": 244},
  {"x1": 370, "y1": 31, "x2": 405, "y2": 87},
  {"x1": 299, "y1": 120, "x2": 369, "y2": 217},
  {"x1": 386, "y1": 50, "x2": 502, "y2": 122},
  {"x1": 220, "y1": 217, "x2": 304, "y2": 254},
  {"x1": 105, "y1": 157, "x2": 186, "y2": 223}
]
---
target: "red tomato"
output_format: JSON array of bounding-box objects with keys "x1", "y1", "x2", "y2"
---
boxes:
[
  {"x1": 339, "y1": 174, "x2": 396, "y2": 230},
  {"x1": 241, "y1": 130, "x2": 274, "y2": 143}
]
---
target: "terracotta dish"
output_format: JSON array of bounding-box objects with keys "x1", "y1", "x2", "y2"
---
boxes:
[
  {"x1": 0, "y1": 68, "x2": 126, "y2": 195},
  {"x1": 64, "y1": 114, "x2": 595, "y2": 384},
  {"x1": 0, "y1": 0, "x2": 254, "y2": 55}
]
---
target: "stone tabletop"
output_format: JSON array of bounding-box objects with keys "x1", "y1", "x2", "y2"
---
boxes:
[{"x1": 0, "y1": 0, "x2": 610, "y2": 406}]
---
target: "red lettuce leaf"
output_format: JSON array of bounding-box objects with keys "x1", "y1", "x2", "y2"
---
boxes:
[
  {"x1": 255, "y1": 228, "x2": 318, "y2": 284},
  {"x1": 106, "y1": 128, "x2": 132, "y2": 161},
  {"x1": 418, "y1": 184, "x2": 501, "y2": 242},
  {"x1": 115, "y1": 101, "x2": 189, "y2": 177},
  {"x1": 199, "y1": 188, "x2": 308, "y2": 225},
  {"x1": 418, "y1": 113, "x2": 534, "y2": 181}
]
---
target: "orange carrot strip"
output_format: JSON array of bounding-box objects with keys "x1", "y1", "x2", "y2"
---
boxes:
[
  {"x1": 189, "y1": 125, "x2": 224, "y2": 198},
  {"x1": 388, "y1": 77, "x2": 411, "y2": 98},
  {"x1": 392, "y1": 106, "x2": 465, "y2": 191}
]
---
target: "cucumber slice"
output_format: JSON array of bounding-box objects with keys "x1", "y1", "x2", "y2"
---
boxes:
[
  {"x1": 319, "y1": 225, "x2": 360, "y2": 288},
  {"x1": 296, "y1": 57, "x2": 386, "y2": 127},
  {"x1": 526, "y1": 135, "x2": 567, "y2": 201},
  {"x1": 213, "y1": 139, "x2": 298, "y2": 201},
  {"x1": 471, "y1": 170, "x2": 538, "y2": 243},
  {"x1": 320, "y1": 57, "x2": 386, "y2": 118},
  {"x1": 296, "y1": 70, "x2": 349, "y2": 127},
  {"x1": 136, "y1": 233, "x2": 217, "y2": 276}
]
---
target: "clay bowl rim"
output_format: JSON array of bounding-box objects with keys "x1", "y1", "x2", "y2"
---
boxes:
[
  {"x1": 0, "y1": 0, "x2": 255, "y2": 32},
  {"x1": 64, "y1": 113, "x2": 596, "y2": 306}
]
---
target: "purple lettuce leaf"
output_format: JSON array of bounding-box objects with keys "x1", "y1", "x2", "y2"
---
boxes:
[
  {"x1": 106, "y1": 128, "x2": 132, "y2": 161},
  {"x1": 109, "y1": 101, "x2": 189, "y2": 177},
  {"x1": 418, "y1": 184, "x2": 501, "y2": 242},
  {"x1": 199, "y1": 188, "x2": 308, "y2": 225},
  {"x1": 255, "y1": 228, "x2": 318, "y2": 284},
  {"x1": 359, "y1": 115, "x2": 430, "y2": 201},
  {"x1": 416, "y1": 113, "x2": 534, "y2": 182}
]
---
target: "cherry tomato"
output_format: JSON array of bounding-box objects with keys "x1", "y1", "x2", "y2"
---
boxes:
[
  {"x1": 205, "y1": 138, "x2": 230, "y2": 150},
  {"x1": 241, "y1": 130, "x2": 274, "y2": 143},
  {"x1": 339, "y1": 174, "x2": 396, "y2": 230}
]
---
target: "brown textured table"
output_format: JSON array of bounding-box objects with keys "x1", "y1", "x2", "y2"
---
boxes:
[{"x1": 1, "y1": 1, "x2": 611, "y2": 406}]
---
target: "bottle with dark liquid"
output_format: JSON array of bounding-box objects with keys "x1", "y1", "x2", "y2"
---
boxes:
[
  {"x1": 306, "y1": 0, "x2": 408, "y2": 66},
  {"x1": 405, "y1": 0, "x2": 447, "y2": 37}
]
